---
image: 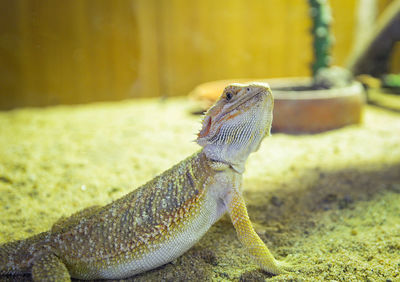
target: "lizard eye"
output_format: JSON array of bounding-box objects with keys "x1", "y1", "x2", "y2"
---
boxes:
[
  {"x1": 226, "y1": 92, "x2": 233, "y2": 101},
  {"x1": 246, "y1": 87, "x2": 250, "y2": 91}
]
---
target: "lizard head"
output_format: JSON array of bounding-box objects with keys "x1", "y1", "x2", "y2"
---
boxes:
[{"x1": 197, "y1": 82, "x2": 274, "y2": 172}]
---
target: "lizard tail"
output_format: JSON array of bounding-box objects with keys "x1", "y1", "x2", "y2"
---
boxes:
[{"x1": 0, "y1": 231, "x2": 50, "y2": 275}]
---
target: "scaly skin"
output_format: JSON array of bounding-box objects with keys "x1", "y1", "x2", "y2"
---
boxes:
[{"x1": 0, "y1": 82, "x2": 291, "y2": 281}]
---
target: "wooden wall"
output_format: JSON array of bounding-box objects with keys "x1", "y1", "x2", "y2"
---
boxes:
[{"x1": 0, "y1": 0, "x2": 397, "y2": 109}]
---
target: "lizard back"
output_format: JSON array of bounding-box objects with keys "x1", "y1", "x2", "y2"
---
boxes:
[{"x1": 52, "y1": 151, "x2": 222, "y2": 279}]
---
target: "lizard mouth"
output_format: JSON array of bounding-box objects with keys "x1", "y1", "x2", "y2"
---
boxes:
[{"x1": 215, "y1": 90, "x2": 267, "y2": 123}]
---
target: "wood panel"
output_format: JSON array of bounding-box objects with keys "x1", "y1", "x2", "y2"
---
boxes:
[
  {"x1": 380, "y1": 0, "x2": 400, "y2": 73},
  {"x1": 132, "y1": 0, "x2": 160, "y2": 99},
  {"x1": 330, "y1": 0, "x2": 358, "y2": 66},
  {"x1": 391, "y1": 42, "x2": 400, "y2": 72},
  {"x1": 0, "y1": 0, "x2": 22, "y2": 109},
  {"x1": 1, "y1": 0, "x2": 394, "y2": 109},
  {"x1": 0, "y1": 0, "x2": 141, "y2": 109}
]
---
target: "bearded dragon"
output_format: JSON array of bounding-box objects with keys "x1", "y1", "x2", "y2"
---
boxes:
[{"x1": 0, "y1": 82, "x2": 291, "y2": 281}]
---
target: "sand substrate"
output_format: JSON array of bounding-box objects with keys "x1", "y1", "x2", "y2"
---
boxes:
[{"x1": 0, "y1": 97, "x2": 399, "y2": 281}]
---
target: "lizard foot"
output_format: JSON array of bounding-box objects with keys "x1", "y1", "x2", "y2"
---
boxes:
[{"x1": 261, "y1": 259, "x2": 294, "y2": 275}]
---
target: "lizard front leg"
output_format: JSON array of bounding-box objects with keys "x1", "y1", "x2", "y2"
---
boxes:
[{"x1": 227, "y1": 189, "x2": 290, "y2": 275}]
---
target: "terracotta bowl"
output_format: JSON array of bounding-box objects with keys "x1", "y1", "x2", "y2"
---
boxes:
[{"x1": 189, "y1": 78, "x2": 365, "y2": 134}]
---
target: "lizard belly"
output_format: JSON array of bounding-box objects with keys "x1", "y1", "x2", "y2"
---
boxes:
[{"x1": 98, "y1": 192, "x2": 224, "y2": 279}]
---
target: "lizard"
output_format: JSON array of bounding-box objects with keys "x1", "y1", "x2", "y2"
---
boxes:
[{"x1": 0, "y1": 82, "x2": 291, "y2": 281}]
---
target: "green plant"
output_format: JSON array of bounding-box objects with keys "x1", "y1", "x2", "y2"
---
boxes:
[
  {"x1": 383, "y1": 73, "x2": 400, "y2": 88},
  {"x1": 308, "y1": 0, "x2": 333, "y2": 76}
]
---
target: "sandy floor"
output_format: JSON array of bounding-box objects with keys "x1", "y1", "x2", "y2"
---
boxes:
[{"x1": 0, "y1": 96, "x2": 399, "y2": 281}]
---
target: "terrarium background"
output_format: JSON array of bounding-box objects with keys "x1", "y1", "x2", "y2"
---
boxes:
[{"x1": 0, "y1": 0, "x2": 399, "y2": 110}]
